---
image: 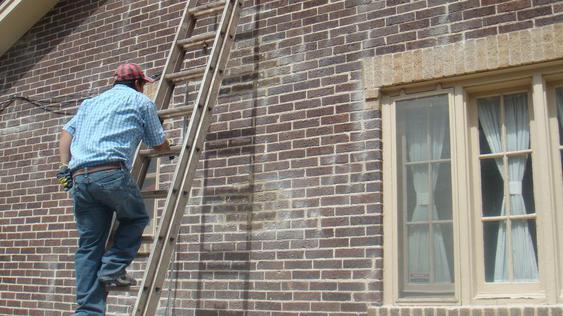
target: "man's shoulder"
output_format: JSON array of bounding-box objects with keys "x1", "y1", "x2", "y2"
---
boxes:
[
  {"x1": 106, "y1": 85, "x2": 153, "y2": 105},
  {"x1": 136, "y1": 91, "x2": 153, "y2": 104}
]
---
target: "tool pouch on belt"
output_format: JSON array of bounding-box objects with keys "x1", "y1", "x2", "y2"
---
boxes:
[{"x1": 56, "y1": 165, "x2": 73, "y2": 192}]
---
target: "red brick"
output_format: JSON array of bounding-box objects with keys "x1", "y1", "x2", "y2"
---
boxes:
[
  {"x1": 498, "y1": 20, "x2": 533, "y2": 32},
  {"x1": 376, "y1": 43, "x2": 406, "y2": 55},
  {"x1": 483, "y1": 12, "x2": 517, "y2": 25},
  {"x1": 517, "y1": 5, "x2": 553, "y2": 19},
  {"x1": 535, "y1": 13, "x2": 563, "y2": 26},
  {"x1": 448, "y1": 0, "x2": 481, "y2": 12},
  {"x1": 399, "y1": 19, "x2": 431, "y2": 32},
  {"x1": 430, "y1": 12, "x2": 463, "y2": 26},
  {"x1": 498, "y1": 0, "x2": 532, "y2": 12},
  {"x1": 397, "y1": 1, "x2": 427, "y2": 13},
  {"x1": 463, "y1": 5, "x2": 496, "y2": 19},
  {"x1": 416, "y1": 6, "x2": 447, "y2": 19},
  {"x1": 451, "y1": 18, "x2": 483, "y2": 32},
  {"x1": 386, "y1": 12, "x2": 415, "y2": 25},
  {"x1": 465, "y1": 26, "x2": 498, "y2": 38}
]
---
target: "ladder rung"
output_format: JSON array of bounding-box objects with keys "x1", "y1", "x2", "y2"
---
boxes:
[
  {"x1": 137, "y1": 241, "x2": 152, "y2": 257},
  {"x1": 141, "y1": 190, "x2": 168, "y2": 199},
  {"x1": 164, "y1": 68, "x2": 205, "y2": 83},
  {"x1": 107, "y1": 285, "x2": 140, "y2": 293},
  {"x1": 139, "y1": 145, "x2": 182, "y2": 158},
  {"x1": 157, "y1": 105, "x2": 194, "y2": 119},
  {"x1": 189, "y1": 1, "x2": 225, "y2": 18},
  {"x1": 177, "y1": 32, "x2": 216, "y2": 50}
]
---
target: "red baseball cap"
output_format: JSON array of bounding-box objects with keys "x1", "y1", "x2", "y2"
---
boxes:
[{"x1": 114, "y1": 63, "x2": 155, "y2": 83}]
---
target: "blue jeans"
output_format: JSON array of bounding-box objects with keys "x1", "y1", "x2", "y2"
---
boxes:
[{"x1": 71, "y1": 168, "x2": 149, "y2": 315}]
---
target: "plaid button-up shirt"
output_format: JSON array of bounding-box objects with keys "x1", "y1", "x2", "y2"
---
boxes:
[{"x1": 63, "y1": 84, "x2": 165, "y2": 171}]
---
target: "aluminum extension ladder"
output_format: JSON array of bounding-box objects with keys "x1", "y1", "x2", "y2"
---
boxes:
[{"x1": 108, "y1": 1, "x2": 242, "y2": 315}]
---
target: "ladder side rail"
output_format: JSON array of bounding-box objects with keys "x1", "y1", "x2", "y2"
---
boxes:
[{"x1": 133, "y1": 1, "x2": 240, "y2": 315}]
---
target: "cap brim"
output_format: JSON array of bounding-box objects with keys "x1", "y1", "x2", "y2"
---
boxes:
[{"x1": 142, "y1": 74, "x2": 156, "y2": 83}]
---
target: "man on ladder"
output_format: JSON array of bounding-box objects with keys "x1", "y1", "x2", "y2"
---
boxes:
[{"x1": 56, "y1": 63, "x2": 172, "y2": 316}]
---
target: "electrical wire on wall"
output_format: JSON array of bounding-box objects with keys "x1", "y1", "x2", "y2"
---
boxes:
[
  {"x1": 0, "y1": 73, "x2": 162, "y2": 117},
  {"x1": 0, "y1": 93, "x2": 95, "y2": 116}
]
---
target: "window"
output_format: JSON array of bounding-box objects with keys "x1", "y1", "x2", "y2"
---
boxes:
[
  {"x1": 471, "y1": 91, "x2": 544, "y2": 297},
  {"x1": 395, "y1": 95, "x2": 454, "y2": 299},
  {"x1": 382, "y1": 68, "x2": 562, "y2": 306},
  {"x1": 476, "y1": 93, "x2": 539, "y2": 282}
]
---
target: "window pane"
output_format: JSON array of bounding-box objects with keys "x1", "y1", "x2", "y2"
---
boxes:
[
  {"x1": 434, "y1": 162, "x2": 452, "y2": 221},
  {"x1": 504, "y1": 93, "x2": 530, "y2": 152},
  {"x1": 480, "y1": 158, "x2": 504, "y2": 217},
  {"x1": 518, "y1": 156, "x2": 535, "y2": 215},
  {"x1": 484, "y1": 221, "x2": 507, "y2": 282},
  {"x1": 512, "y1": 220, "x2": 538, "y2": 281},
  {"x1": 407, "y1": 223, "x2": 431, "y2": 283},
  {"x1": 436, "y1": 223, "x2": 455, "y2": 282},
  {"x1": 396, "y1": 94, "x2": 454, "y2": 297},
  {"x1": 478, "y1": 96, "x2": 501, "y2": 155},
  {"x1": 478, "y1": 94, "x2": 538, "y2": 283}
]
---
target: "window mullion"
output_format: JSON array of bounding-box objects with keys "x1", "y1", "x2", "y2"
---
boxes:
[
  {"x1": 426, "y1": 109, "x2": 435, "y2": 285},
  {"x1": 500, "y1": 95, "x2": 515, "y2": 282},
  {"x1": 453, "y1": 86, "x2": 471, "y2": 304},
  {"x1": 401, "y1": 129, "x2": 409, "y2": 295}
]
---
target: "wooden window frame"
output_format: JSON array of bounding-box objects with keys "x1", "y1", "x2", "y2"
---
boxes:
[
  {"x1": 547, "y1": 81, "x2": 563, "y2": 301},
  {"x1": 383, "y1": 88, "x2": 461, "y2": 305},
  {"x1": 468, "y1": 88, "x2": 545, "y2": 300},
  {"x1": 381, "y1": 64, "x2": 563, "y2": 306}
]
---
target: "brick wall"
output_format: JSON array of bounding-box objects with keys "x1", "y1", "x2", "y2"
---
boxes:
[{"x1": 0, "y1": 0, "x2": 561, "y2": 315}]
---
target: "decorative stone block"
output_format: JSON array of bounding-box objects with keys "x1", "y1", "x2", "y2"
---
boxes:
[{"x1": 362, "y1": 23, "x2": 563, "y2": 92}]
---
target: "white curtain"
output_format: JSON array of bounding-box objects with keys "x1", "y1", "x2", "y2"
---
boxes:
[
  {"x1": 406, "y1": 99, "x2": 451, "y2": 283},
  {"x1": 430, "y1": 105, "x2": 451, "y2": 283},
  {"x1": 478, "y1": 94, "x2": 538, "y2": 282},
  {"x1": 478, "y1": 98, "x2": 507, "y2": 280}
]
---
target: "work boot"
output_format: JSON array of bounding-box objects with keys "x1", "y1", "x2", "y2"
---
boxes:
[{"x1": 100, "y1": 271, "x2": 137, "y2": 289}]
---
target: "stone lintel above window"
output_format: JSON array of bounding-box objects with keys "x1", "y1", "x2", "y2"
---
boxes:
[{"x1": 362, "y1": 23, "x2": 563, "y2": 101}]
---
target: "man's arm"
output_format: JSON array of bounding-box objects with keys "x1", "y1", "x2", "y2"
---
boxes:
[
  {"x1": 142, "y1": 101, "x2": 171, "y2": 153},
  {"x1": 59, "y1": 130, "x2": 73, "y2": 165},
  {"x1": 57, "y1": 129, "x2": 74, "y2": 191}
]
